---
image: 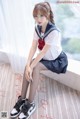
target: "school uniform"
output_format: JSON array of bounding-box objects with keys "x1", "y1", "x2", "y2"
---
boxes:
[{"x1": 33, "y1": 22, "x2": 68, "y2": 73}]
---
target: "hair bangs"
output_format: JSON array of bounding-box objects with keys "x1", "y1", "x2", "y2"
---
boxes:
[{"x1": 33, "y1": 4, "x2": 48, "y2": 18}]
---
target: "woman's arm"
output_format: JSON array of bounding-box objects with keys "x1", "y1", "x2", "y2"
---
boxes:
[
  {"x1": 30, "y1": 44, "x2": 50, "y2": 69},
  {"x1": 27, "y1": 40, "x2": 38, "y2": 67}
]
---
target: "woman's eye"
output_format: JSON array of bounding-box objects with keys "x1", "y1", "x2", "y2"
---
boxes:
[
  {"x1": 40, "y1": 15, "x2": 44, "y2": 17},
  {"x1": 34, "y1": 16, "x2": 37, "y2": 18},
  {"x1": 34, "y1": 15, "x2": 44, "y2": 18}
]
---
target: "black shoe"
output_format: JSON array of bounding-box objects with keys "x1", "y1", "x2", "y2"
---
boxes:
[
  {"x1": 18, "y1": 100, "x2": 36, "y2": 119},
  {"x1": 10, "y1": 96, "x2": 26, "y2": 118}
]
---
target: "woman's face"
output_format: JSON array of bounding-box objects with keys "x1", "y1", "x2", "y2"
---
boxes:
[{"x1": 34, "y1": 12, "x2": 48, "y2": 26}]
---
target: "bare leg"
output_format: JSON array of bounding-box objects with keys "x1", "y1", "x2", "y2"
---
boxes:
[{"x1": 28, "y1": 62, "x2": 47, "y2": 102}]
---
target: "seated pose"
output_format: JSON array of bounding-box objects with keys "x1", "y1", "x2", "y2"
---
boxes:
[{"x1": 10, "y1": 2, "x2": 68, "y2": 119}]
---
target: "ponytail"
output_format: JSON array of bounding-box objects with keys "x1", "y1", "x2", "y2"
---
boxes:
[
  {"x1": 43, "y1": 2, "x2": 55, "y2": 24},
  {"x1": 50, "y1": 10, "x2": 55, "y2": 24}
]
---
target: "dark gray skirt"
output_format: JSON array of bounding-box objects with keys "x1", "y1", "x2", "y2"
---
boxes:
[{"x1": 40, "y1": 51, "x2": 68, "y2": 74}]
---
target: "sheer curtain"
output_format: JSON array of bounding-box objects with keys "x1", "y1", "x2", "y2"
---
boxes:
[
  {"x1": 0, "y1": 0, "x2": 43, "y2": 73},
  {"x1": 1, "y1": 0, "x2": 79, "y2": 74}
]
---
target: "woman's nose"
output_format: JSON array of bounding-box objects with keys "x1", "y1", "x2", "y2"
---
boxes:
[{"x1": 37, "y1": 16, "x2": 42, "y2": 20}]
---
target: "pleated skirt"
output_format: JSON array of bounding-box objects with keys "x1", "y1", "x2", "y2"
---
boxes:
[{"x1": 40, "y1": 51, "x2": 68, "y2": 74}]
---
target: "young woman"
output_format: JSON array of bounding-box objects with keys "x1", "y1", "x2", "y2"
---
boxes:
[{"x1": 10, "y1": 2, "x2": 68, "y2": 119}]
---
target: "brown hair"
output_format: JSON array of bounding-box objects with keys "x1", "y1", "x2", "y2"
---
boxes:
[
  {"x1": 43, "y1": 2, "x2": 55, "y2": 24},
  {"x1": 33, "y1": 2, "x2": 55, "y2": 24}
]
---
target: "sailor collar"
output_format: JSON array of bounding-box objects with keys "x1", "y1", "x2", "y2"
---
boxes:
[{"x1": 35, "y1": 22, "x2": 59, "y2": 39}]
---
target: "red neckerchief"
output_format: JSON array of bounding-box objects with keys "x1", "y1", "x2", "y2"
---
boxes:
[{"x1": 38, "y1": 39, "x2": 45, "y2": 50}]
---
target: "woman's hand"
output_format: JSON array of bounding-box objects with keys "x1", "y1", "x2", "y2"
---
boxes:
[{"x1": 25, "y1": 65, "x2": 33, "y2": 82}]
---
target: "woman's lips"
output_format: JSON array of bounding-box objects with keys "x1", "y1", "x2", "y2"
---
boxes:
[{"x1": 38, "y1": 22, "x2": 42, "y2": 24}]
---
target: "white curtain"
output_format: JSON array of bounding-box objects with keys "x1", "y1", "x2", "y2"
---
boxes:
[
  {"x1": 1, "y1": 0, "x2": 79, "y2": 74},
  {"x1": 0, "y1": 0, "x2": 43, "y2": 73}
]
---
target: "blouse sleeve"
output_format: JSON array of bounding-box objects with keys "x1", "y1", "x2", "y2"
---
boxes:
[
  {"x1": 33, "y1": 30, "x2": 39, "y2": 41},
  {"x1": 45, "y1": 30, "x2": 61, "y2": 45}
]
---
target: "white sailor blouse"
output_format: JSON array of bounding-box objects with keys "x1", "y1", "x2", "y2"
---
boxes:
[{"x1": 33, "y1": 22, "x2": 62, "y2": 60}]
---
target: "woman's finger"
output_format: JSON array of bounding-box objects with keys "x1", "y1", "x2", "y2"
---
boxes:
[
  {"x1": 25, "y1": 71, "x2": 30, "y2": 80},
  {"x1": 27, "y1": 72, "x2": 32, "y2": 82},
  {"x1": 29, "y1": 70, "x2": 33, "y2": 82}
]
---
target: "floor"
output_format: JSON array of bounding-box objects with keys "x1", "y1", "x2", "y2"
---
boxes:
[{"x1": 0, "y1": 63, "x2": 80, "y2": 119}]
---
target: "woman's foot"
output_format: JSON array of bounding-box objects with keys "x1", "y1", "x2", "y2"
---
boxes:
[
  {"x1": 10, "y1": 96, "x2": 26, "y2": 118},
  {"x1": 18, "y1": 100, "x2": 36, "y2": 119}
]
